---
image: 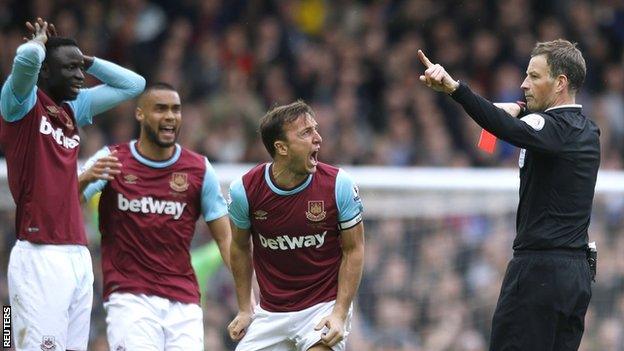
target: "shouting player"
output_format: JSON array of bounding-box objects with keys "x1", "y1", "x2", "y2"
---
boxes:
[
  {"x1": 0, "y1": 18, "x2": 145, "y2": 350},
  {"x1": 227, "y1": 101, "x2": 365, "y2": 351},
  {"x1": 79, "y1": 83, "x2": 231, "y2": 350}
]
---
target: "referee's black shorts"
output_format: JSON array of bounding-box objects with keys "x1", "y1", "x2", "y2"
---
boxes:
[{"x1": 489, "y1": 249, "x2": 592, "y2": 351}]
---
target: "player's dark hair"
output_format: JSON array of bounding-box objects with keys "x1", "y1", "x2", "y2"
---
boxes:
[
  {"x1": 44, "y1": 37, "x2": 79, "y2": 62},
  {"x1": 260, "y1": 100, "x2": 315, "y2": 158},
  {"x1": 137, "y1": 82, "x2": 178, "y2": 106},
  {"x1": 531, "y1": 39, "x2": 586, "y2": 93},
  {"x1": 143, "y1": 82, "x2": 177, "y2": 94}
]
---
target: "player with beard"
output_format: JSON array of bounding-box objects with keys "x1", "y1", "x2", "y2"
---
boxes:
[
  {"x1": 227, "y1": 101, "x2": 365, "y2": 351},
  {"x1": 79, "y1": 83, "x2": 231, "y2": 350},
  {"x1": 0, "y1": 18, "x2": 145, "y2": 350}
]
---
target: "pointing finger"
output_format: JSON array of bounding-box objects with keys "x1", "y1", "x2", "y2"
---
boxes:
[{"x1": 418, "y1": 50, "x2": 434, "y2": 69}]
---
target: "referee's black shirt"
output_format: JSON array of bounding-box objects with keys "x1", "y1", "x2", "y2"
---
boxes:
[{"x1": 451, "y1": 82, "x2": 600, "y2": 250}]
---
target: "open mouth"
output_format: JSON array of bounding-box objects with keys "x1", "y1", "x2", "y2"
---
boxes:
[
  {"x1": 70, "y1": 83, "x2": 83, "y2": 94},
  {"x1": 159, "y1": 125, "x2": 176, "y2": 138},
  {"x1": 309, "y1": 150, "x2": 319, "y2": 166}
]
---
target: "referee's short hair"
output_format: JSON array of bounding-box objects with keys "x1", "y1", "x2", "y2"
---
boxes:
[{"x1": 531, "y1": 39, "x2": 586, "y2": 93}]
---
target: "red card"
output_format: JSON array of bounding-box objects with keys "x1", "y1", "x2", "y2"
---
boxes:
[{"x1": 478, "y1": 129, "x2": 497, "y2": 154}]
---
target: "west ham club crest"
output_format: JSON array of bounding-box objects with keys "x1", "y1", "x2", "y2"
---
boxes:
[
  {"x1": 170, "y1": 172, "x2": 189, "y2": 192},
  {"x1": 306, "y1": 201, "x2": 326, "y2": 222}
]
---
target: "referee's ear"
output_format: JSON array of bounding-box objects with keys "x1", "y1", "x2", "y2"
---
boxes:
[{"x1": 555, "y1": 74, "x2": 569, "y2": 95}]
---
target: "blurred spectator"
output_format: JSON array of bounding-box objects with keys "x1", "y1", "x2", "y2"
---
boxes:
[{"x1": 1, "y1": 1, "x2": 623, "y2": 350}]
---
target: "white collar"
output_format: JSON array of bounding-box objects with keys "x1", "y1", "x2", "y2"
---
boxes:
[{"x1": 545, "y1": 104, "x2": 582, "y2": 112}]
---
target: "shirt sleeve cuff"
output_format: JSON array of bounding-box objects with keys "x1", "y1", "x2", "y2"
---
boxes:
[{"x1": 85, "y1": 57, "x2": 102, "y2": 75}]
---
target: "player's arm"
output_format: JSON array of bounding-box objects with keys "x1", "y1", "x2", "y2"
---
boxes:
[
  {"x1": 68, "y1": 58, "x2": 145, "y2": 127},
  {"x1": 77, "y1": 147, "x2": 120, "y2": 203},
  {"x1": 317, "y1": 222, "x2": 364, "y2": 347},
  {"x1": 335, "y1": 223, "x2": 365, "y2": 317},
  {"x1": 201, "y1": 158, "x2": 232, "y2": 269},
  {"x1": 206, "y1": 216, "x2": 231, "y2": 269},
  {"x1": 230, "y1": 225, "x2": 253, "y2": 314},
  {"x1": 316, "y1": 169, "x2": 365, "y2": 347},
  {"x1": 417, "y1": 50, "x2": 567, "y2": 154},
  {"x1": 228, "y1": 225, "x2": 254, "y2": 341},
  {"x1": 0, "y1": 19, "x2": 50, "y2": 122},
  {"x1": 226, "y1": 177, "x2": 254, "y2": 341}
]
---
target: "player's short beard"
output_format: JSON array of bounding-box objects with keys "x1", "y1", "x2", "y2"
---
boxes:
[{"x1": 143, "y1": 123, "x2": 177, "y2": 148}]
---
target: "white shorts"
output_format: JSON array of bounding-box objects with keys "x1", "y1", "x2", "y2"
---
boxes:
[
  {"x1": 8, "y1": 240, "x2": 94, "y2": 351},
  {"x1": 104, "y1": 292, "x2": 203, "y2": 351},
  {"x1": 235, "y1": 301, "x2": 352, "y2": 351}
]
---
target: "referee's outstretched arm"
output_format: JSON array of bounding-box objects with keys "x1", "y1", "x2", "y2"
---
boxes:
[{"x1": 417, "y1": 49, "x2": 567, "y2": 154}]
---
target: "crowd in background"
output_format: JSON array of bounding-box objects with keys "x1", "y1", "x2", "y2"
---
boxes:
[{"x1": 0, "y1": 0, "x2": 623, "y2": 350}]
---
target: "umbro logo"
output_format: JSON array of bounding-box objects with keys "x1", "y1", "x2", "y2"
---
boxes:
[
  {"x1": 254, "y1": 210, "x2": 268, "y2": 220},
  {"x1": 123, "y1": 174, "x2": 138, "y2": 184}
]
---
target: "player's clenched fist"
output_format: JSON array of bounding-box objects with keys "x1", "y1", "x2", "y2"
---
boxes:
[
  {"x1": 315, "y1": 312, "x2": 346, "y2": 347},
  {"x1": 228, "y1": 311, "x2": 253, "y2": 341}
]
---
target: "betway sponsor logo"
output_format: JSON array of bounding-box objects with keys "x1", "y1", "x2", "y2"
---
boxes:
[
  {"x1": 258, "y1": 232, "x2": 327, "y2": 250},
  {"x1": 117, "y1": 194, "x2": 187, "y2": 220},
  {"x1": 39, "y1": 116, "x2": 80, "y2": 149}
]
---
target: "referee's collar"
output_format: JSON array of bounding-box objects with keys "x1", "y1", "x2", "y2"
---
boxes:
[{"x1": 545, "y1": 104, "x2": 582, "y2": 112}]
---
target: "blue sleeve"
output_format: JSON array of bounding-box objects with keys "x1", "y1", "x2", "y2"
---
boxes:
[
  {"x1": 228, "y1": 176, "x2": 251, "y2": 230},
  {"x1": 80, "y1": 146, "x2": 111, "y2": 201},
  {"x1": 336, "y1": 169, "x2": 364, "y2": 230},
  {"x1": 67, "y1": 57, "x2": 146, "y2": 127},
  {"x1": 0, "y1": 42, "x2": 45, "y2": 122},
  {"x1": 201, "y1": 158, "x2": 229, "y2": 222}
]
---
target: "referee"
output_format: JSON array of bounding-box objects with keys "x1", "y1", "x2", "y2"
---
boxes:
[{"x1": 418, "y1": 39, "x2": 600, "y2": 351}]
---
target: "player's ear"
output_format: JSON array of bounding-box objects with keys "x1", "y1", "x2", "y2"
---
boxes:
[
  {"x1": 274, "y1": 140, "x2": 288, "y2": 156},
  {"x1": 135, "y1": 107, "x2": 144, "y2": 123}
]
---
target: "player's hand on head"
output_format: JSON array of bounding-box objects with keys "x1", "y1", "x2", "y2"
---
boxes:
[
  {"x1": 83, "y1": 55, "x2": 95, "y2": 69},
  {"x1": 417, "y1": 50, "x2": 459, "y2": 94},
  {"x1": 24, "y1": 18, "x2": 50, "y2": 45},
  {"x1": 228, "y1": 311, "x2": 253, "y2": 341},
  {"x1": 314, "y1": 313, "x2": 345, "y2": 347}
]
